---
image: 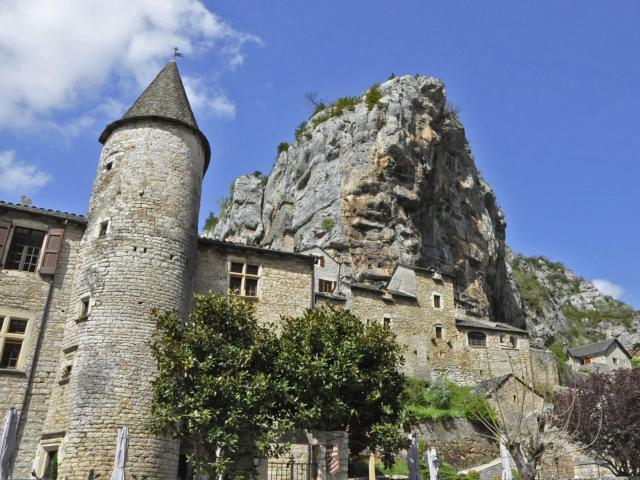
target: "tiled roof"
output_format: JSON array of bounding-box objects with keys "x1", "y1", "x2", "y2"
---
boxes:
[
  {"x1": 99, "y1": 61, "x2": 211, "y2": 169},
  {"x1": 455, "y1": 316, "x2": 528, "y2": 334},
  {"x1": 567, "y1": 338, "x2": 631, "y2": 359},
  {"x1": 0, "y1": 200, "x2": 87, "y2": 224},
  {"x1": 121, "y1": 61, "x2": 198, "y2": 129},
  {"x1": 197, "y1": 237, "x2": 316, "y2": 262}
]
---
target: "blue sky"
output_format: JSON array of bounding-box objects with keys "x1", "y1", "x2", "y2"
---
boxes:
[{"x1": 0, "y1": 1, "x2": 638, "y2": 307}]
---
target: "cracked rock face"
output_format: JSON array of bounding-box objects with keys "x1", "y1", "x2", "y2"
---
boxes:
[{"x1": 208, "y1": 75, "x2": 525, "y2": 326}]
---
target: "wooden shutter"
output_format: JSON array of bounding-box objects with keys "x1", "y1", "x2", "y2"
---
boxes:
[
  {"x1": 38, "y1": 228, "x2": 64, "y2": 275},
  {"x1": 0, "y1": 220, "x2": 10, "y2": 266}
]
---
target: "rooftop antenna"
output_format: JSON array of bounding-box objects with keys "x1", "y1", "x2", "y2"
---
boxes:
[{"x1": 173, "y1": 47, "x2": 183, "y2": 60}]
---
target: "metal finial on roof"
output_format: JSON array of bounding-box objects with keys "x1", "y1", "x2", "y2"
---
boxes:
[{"x1": 173, "y1": 47, "x2": 183, "y2": 60}]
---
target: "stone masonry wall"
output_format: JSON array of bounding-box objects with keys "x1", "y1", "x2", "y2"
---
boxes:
[
  {"x1": 0, "y1": 209, "x2": 85, "y2": 477},
  {"x1": 349, "y1": 271, "x2": 456, "y2": 379},
  {"x1": 194, "y1": 243, "x2": 314, "y2": 326},
  {"x1": 59, "y1": 120, "x2": 205, "y2": 479}
]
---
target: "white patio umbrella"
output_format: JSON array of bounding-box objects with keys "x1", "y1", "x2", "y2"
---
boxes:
[
  {"x1": 500, "y1": 441, "x2": 513, "y2": 480},
  {"x1": 110, "y1": 427, "x2": 128, "y2": 480},
  {"x1": 0, "y1": 407, "x2": 18, "y2": 480},
  {"x1": 406, "y1": 434, "x2": 420, "y2": 480},
  {"x1": 427, "y1": 448, "x2": 439, "y2": 480}
]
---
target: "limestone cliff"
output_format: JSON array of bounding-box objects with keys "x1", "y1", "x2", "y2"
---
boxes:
[
  {"x1": 206, "y1": 75, "x2": 525, "y2": 325},
  {"x1": 510, "y1": 252, "x2": 640, "y2": 351}
]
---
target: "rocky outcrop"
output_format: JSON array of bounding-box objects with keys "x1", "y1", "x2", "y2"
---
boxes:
[
  {"x1": 510, "y1": 252, "x2": 640, "y2": 350},
  {"x1": 207, "y1": 75, "x2": 525, "y2": 325}
]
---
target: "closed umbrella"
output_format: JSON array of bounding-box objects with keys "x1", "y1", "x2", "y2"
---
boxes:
[
  {"x1": 406, "y1": 435, "x2": 420, "y2": 480},
  {"x1": 427, "y1": 448, "x2": 439, "y2": 480},
  {"x1": 110, "y1": 427, "x2": 128, "y2": 480},
  {"x1": 0, "y1": 408, "x2": 17, "y2": 480},
  {"x1": 500, "y1": 441, "x2": 512, "y2": 480}
]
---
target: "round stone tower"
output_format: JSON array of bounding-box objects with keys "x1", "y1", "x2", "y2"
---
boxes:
[{"x1": 59, "y1": 61, "x2": 210, "y2": 478}]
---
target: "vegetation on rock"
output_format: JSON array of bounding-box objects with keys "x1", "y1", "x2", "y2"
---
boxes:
[
  {"x1": 365, "y1": 83, "x2": 382, "y2": 111},
  {"x1": 203, "y1": 212, "x2": 219, "y2": 232},
  {"x1": 277, "y1": 142, "x2": 289, "y2": 154}
]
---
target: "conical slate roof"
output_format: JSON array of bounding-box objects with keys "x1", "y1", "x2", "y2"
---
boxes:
[
  {"x1": 99, "y1": 60, "x2": 210, "y2": 169},
  {"x1": 122, "y1": 60, "x2": 198, "y2": 128}
]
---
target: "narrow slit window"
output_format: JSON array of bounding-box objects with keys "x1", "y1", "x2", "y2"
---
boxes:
[
  {"x1": 104, "y1": 161, "x2": 113, "y2": 172},
  {"x1": 383, "y1": 315, "x2": 392, "y2": 328},
  {"x1": 433, "y1": 294, "x2": 442, "y2": 309},
  {"x1": 98, "y1": 220, "x2": 109, "y2": 238},
  {"x1": 435, "y1": 325, "x2": 443, "y2": 339},
  {"x1": 79, "y1": 297, "x2": 90, "y2": 319}
]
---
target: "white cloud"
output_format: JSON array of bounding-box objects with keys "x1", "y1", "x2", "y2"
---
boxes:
[
  {"x1": 592, "y1": 279, "x2": 624, "y2": 299},
  {"x1": 0, "y1": 0, "x2": 260, "y2": 128},
  {"x1": 183, "y1": 76, "x2": 236, "y2": 118},
  {"x1": 0, "y1": 151, "x2": 51, "y2": 195}
]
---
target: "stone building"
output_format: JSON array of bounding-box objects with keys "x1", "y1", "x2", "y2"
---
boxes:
[
  {"x1": 0, "y1": 60, "x2": 553, "y2": 478},
  {"x1": 567, "y1": 338, "x2": 633, "y2": 371}
]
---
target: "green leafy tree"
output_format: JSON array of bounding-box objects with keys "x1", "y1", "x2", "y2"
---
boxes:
[
  {"x1": 150, "y1": 294, "x2": 289, "y2": 479},
  {"x1": 275, "y1": 306, "x2": 412, "y2": 466}
]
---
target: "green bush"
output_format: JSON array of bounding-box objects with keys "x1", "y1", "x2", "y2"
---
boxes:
[
  {"x1": 430, "y1": 380, "x2": 455, "y2": 409},
  {"x1": 294, "y1": 121, "x2": 308, "y2": 142},
  {"x1": 203, "y1": 212, "x2": 219, "y2": 232},
  {"x1": 365, "y1": 84, "x2": 383, "y2": 111},
  {"x1": 321, "y1": 218, "x2": 336, "y2": 231},
  {"x1": 277, "y1": 142, "x2": 289, "y2": 154},
  {"x1": 632, "y1": 357, "x2": 640, "y2": 368},
  {"x1": 332, "y1": 96, "x2": 360, "y2": 116}
]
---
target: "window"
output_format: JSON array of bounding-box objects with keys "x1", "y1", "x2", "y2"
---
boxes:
[
  {"x1": 228, "y1": 261, "x2": 259, "y2": 297},
  {"x1": 435, "y1": 325, "x2": 443, "y2": 339},
  {"x1": 433, "y1": 294, "x2": 442, "y2": 309},
  {"x1": 98, "y1": 220, "x2": 109, "y2": 238},
  {"x1": 468, "y1": 331, "x2": 487, "y2": 348},
  {"x1": 4, "y1": 227, "x2": 45, "y2": 272},
  {"x1": 613, "y1": 358, "x2": 618, "y2": 365},
  {"x1": 383, "y1": 315, "x2": 392, "y2": 328},
  {"x1": 0, "y1": 315, "x2": 29, "y2": 369},
  {"x1": 500, "y1": 335, "x2": 517, "y2": 349},
  {"x1": 104, "y1": 160, "x2": 113, "y2": 172},
  {"x1": 583, "y1": 357, "x2": 592, "y2": 365},
  {"x1": 318, "y1": 279, "x2": 335, "y2": 293},
  {"x1": 36, "y1": 439, "x2": 62, "y2": 480},
  {"x1": 79, "y1": 296, "x2": 90, "y2": 320}
]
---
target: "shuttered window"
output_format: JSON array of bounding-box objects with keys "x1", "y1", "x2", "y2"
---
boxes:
[
  {"x1": 0, "y1": 220, "x2": 10, "y2": 263},
  {"x1": 39, "y1": 228, "x2": 64, "y2": 275},
  {"x1": 4, "y1": 227, "x2": 45, "y2": 272}
]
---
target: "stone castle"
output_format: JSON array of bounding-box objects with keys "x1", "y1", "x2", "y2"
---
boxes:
[{"x1": 0, "y1": 62, "x2": 554, "y2": 478}]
